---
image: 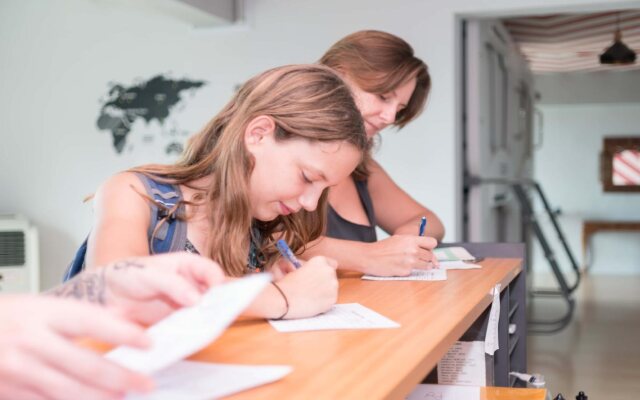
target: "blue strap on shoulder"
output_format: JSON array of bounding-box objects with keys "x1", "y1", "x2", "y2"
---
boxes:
[
  {"x1": 146, "y1": 179, "x2": 183, "y2": 254},
  {"x1": 63, "y1": 239, "x2": 88, "y2": 282},
  {"x1": 62, "y1": 175, "x2": 185, "y2": 282}
]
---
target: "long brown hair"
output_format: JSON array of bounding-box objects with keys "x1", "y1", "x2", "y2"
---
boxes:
[
  {"x1": 131, "y1": 64, "x2": 367, "y2": 276},
  {"x1": 320, "y1": 30, "x2": 431, "y2": 179}
]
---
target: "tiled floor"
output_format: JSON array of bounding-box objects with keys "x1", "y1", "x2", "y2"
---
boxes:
[{"x1": 527, "y1": 274, "x2": 640, "y2": 400}]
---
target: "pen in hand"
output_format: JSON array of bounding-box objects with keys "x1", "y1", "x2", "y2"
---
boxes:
[
  {"x1": 418, "y1": 216, "x2": 427, "y2": 237},
  {"x1": 418, "y1": 216, "x2": 438, "y2": 267},
  {"x1": 276, "y1": 239, "x2": 302, "y2": 269}
]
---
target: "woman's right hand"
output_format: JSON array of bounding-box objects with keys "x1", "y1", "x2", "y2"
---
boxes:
[
  {"x1": 52, "y1": 253, "x2": 226, "y2": 326},
  {"x1": 363, "y1": 234, "x2": 439, "y2": 277},
  {"x1": 100, "y1": 253, "x2": 226, "y2": 325},
  {"x1": 276, "y1": 256, "x2": 339, "y2": 319},
  {"x1": 0, "y1": 296, "x2": 152, "y2": 400}
]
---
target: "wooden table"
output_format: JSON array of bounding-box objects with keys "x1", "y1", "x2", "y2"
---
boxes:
[
  {"x1": 582, "y1": 220, "x2": 640, "y2": 270},
  {"x1": 188, "y1": 258, "x2": 523, "y2": 399}
]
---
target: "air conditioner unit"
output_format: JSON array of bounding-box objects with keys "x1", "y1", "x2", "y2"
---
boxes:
[{"x1": 0, "y1": 215, "x2": 40, "y2": 294}]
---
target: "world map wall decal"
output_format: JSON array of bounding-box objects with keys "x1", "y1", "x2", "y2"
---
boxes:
[{"x1": 96, "y1": 74, "x2": 206, "y2": 155}]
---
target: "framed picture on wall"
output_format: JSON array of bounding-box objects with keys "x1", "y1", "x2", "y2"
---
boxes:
[{"x1": 600, "y1": 137, "x2": 640, "y2": 192}]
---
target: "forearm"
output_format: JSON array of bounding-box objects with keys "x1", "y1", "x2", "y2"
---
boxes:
[
  {"x1": 393, "y1": 210, "x2": 445, "y2": 240},
  {"x1": 241, "y1": 283, "x2": 288, "y2": 319},
  {"x1": 302, "y1": 236, "x2": 372, "y2": 273},
  {"x1": 45, "y1": 269, "x2": 107, "y2": 305},
  {"x1": 46, "y1": 259, "x2": 145, "y2": 305},
  {"x1": 86, "y1": 229, "x2": 150, "y2": 270}
]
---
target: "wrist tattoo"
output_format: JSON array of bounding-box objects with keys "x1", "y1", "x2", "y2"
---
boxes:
[{"x1": 47, "y1": 268, "x2": 106, "y2": 305}]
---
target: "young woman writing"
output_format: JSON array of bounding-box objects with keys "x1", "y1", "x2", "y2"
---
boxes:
[{"x1": 78, "y1": 64, "x2": 369, "y2": 319}]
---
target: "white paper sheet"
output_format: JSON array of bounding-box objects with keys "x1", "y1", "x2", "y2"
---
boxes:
[
  {"x1": 126, "y1": 361, "x2": 292, "y2": 400},
  {"x1": 362, "y1": 268, "x2": 447, "y2": 281},
  {"x1": 106, "y1": 274, "x2": 271, "y2": 374},
  {"x1": 439, "y1": 261, "x2": 482, "y2": 270},
  {"x1": 433, "y1": 247, "x2": 475, "y2": 262},
  {"x1": 484, "y1": 284, "x2": 501, "y2": 355},
  {"x1": 407, "y1": 384, "x2": 480, "y2": 400},
  {"x1": 437, "y1": 341, "x2": 486, "y2": 386},
  {"x1": 269, "y1": 303, "x2": 400, "y2": 332}
]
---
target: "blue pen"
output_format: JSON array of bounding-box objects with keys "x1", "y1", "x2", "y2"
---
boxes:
[
  {"x1": 276, "y1": 239, "x2": 302, "y2": 269},
  {"x1": 418, "y1": 216, "x2": 427, "y2": 237}
]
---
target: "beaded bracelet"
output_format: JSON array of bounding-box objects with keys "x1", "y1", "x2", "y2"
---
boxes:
[{"x1": 270, "y1": 281, "x2": 289, "y2": 320}]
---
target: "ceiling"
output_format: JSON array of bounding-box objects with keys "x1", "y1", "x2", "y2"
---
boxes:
[
  {"x1": 503, "y1": 10, "x2": 640, "y2": 74},
  {"x1": 108, "y1": 0, "x2": 241, "y2": 28}
]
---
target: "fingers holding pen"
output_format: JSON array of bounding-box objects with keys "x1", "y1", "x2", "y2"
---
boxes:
[
  {"x1": 398, "y1": 236, "x2": 439, "y2": 270},
  {"x1": 414, "y1": 236, "x2": 439, "y2": 268}
]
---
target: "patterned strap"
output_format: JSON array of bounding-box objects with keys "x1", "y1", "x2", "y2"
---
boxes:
[{"x1": 133, "y1": 173, "x2": 188, "y2": 254}]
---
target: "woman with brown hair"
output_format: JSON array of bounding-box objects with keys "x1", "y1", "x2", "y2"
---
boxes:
[
  {"x1": 81, "y1": 64, "x2": 369, "y2": 320},
  {"x1": 302, "y1": 30, "x2": 446, "y2": 277}
]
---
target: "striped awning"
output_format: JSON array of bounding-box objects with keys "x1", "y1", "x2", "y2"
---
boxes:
[{"x1": 503, "y1": 10, "x2": 640, "y2": 73}]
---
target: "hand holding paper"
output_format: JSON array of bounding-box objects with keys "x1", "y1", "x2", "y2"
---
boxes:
[{"x1": 106, "y1": 274, "x2": 271, "y2": 374}]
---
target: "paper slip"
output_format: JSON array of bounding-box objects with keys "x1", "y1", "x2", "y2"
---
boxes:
[
  {"x1": 107, "y1": 273, "x2": 271, "y2": 375},
  {"x1": 484, "y1": 284, "x2": 501, "y2": 355},
  {"x1": 437, "y1": 341, "x2": 486, "y2": 386},
  {"x1": 362, "y1": 268, "x2": 447, "y2": 281},
  {"x1": 269, "y1": 303, "x2": 400, "y2": 332},
  {"x1": 434, "y1": 247, "x2": 475, "y2": 262},
  {"x1": 126, "y1": 361, "x2": 292, "y2": 400},
  {"x1": 407, "y1": 384, "x2": 480, "y2": 400},
  {"x1": 439, "y1": 260, "x2": 482, "y2": 270}
]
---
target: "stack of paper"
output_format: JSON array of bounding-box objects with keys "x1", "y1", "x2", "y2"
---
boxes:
[
  {"x1": 434, "y1": 246, "x2": 476, "y2": 262},
  {"x1": 437, "y1": 341, "x2": 486, "y2": 385}
]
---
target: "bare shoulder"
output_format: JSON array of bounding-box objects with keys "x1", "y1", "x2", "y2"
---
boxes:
[
  {"x1": 367, "y1": 159, "x2": 385, "y2": 174},
  {"x1": 96, "y1": 172, "x2": 145, "y2": 197},
  {"x1": 367, "y1": 159, "x2": 398, "y2": 191},
  {"x1": 87, "y1": 172, "x2": 153, "y2": 267},
  {"x1": 85, "y1": 172, "x2": 151, "y2": 268},
  {"x1": 93, "y1": 172, "x2": 149, "y2": 218}
]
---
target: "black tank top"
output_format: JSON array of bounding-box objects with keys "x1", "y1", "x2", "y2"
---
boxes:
[{"x1": 326, "y1": 179, "x2": 377, "y2": 243}]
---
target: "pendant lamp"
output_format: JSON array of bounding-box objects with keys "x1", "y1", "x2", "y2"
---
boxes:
[{"x1": 600, "y1": 12, "x2": 636, "y2": 65}]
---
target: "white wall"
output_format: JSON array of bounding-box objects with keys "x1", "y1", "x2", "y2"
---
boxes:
[
  {"x1": 532, "y1": 72, "x2": 640, "y2": 274},
  {"x1": 536, "y1": 70, "x2": 640, "y2": 104},
  {"x1": 3, "y1": 0, "x2": 639, "y2": 289}
]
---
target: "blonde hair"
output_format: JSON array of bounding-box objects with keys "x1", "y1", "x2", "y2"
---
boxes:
[
  {"x1": 131, "y1": 64, "x2": 367, "y2": 276},
  {"x1": 320, "y1": 30, "x2": 431, "y2": 179}
]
